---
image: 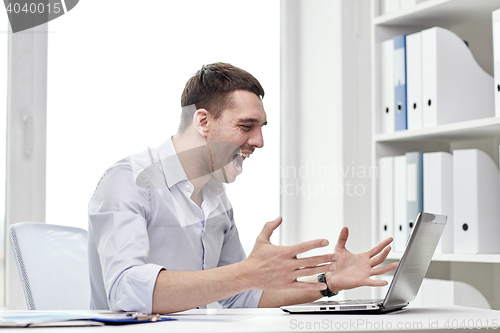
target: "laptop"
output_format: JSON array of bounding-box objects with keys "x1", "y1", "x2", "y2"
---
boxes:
[{"x1": 281, "y1": 212, "x2": 447, "y2": 314}]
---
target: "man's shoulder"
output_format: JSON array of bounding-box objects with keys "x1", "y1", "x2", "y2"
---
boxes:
[
  {"x1": 91, "y1": 147, "x2": 162, "y2": 194},
  {"x1": 106, "y1": 148, "x2": 157, "y2": 174}
]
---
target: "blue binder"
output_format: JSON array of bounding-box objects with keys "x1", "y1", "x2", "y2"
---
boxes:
[
  {"x1": 394, "y1": 35, "x2": 407, "y2": 131},
  {"x1": 406, "y1": 152, "x2": 423, "y2": 237}
]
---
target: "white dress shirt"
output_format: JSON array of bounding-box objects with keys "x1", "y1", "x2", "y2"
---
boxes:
[{"x1": 88, "y1": 137, "x2": 263, "y2": 313}]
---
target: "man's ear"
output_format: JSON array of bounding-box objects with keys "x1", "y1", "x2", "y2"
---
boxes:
[{"x1": 193, "y1": 109, "x2": 210, "y2": 138}]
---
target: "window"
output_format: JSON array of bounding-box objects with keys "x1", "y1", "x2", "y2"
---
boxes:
[{"x1": 47, "y1": 0, "x2": 280, "y2": 255}]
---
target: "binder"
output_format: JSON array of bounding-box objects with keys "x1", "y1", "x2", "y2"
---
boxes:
[
  {"x1": 394, "y1": 35, "x2": 407, "y2": 131},
  {"x1": 393, "y1": 155, "x2": 407, "y2": 252},
  {"x1": 453, "y1": 281, "x2": 491, "y2": 309},
  {"x1": 418, "y1": 279, "x2": 490, "y2": 308},
  {"x1": 423, "y1": 152, "x2": 453, "y2": 253},
  {"x1": 421, "y1": 27, "x2": 494, "y2": 128},
  {"x1": 378, "y1": 157, "x2": 394, "y2": 242},
  {"x1": 406, "y1": 32, "x2": 423, "y2": 130},
  {"x1": 406, "y1": 152, "x2": 423, "y2": 237},
  {"x1": 381, "y1": 0, "x2": 400, "y2": 14},
  {"x1": 421, "y1": 279, "x2": 439, "y2": 307},
  {"x1": 381, "y1": 39, "x2": 395, "y2": 134},
  {"x1": 493, "y1": 9, "x2": 500, "y2": 117},
  {"x1": 453, "y1": 149, "x2": 500, "y2": 254}
]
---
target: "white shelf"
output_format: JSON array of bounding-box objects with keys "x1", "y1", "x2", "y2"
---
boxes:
[
  {"x1": 375, "y1": 116, "x2": 500, "y2": 143},
  {"x1": 371, "y1": 0, "x2": 500, "y2": 310},
  {"x1": 374, "y1": 0, "x2": 500, "y2": 28},
  {"x1": 387, "y1": 252, "x2": 500, "y2": 263}
]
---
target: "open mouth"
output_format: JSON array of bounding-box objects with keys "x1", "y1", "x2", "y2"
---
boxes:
[{"x1": 232, "y1": 152, "x2": 250, "y2": 173}]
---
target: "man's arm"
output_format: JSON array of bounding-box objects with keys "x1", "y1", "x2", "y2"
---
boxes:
[
  {"x1": 257, "y1": 275, "x2": 322, "y2": 308},
  {"x1": 153, "y1": 218, "x2": 398, "y2": 312},
  {"x1": 152, "y1": 217, "x2": 336, "y2": 314}
]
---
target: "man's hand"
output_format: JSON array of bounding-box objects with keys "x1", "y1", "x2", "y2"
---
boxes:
[
  {"x1": 242, "y1": 217, "x2": 338, "y2": 292},
  {"x1": 325, "y1": 227, "x2": 398, "y2": 293}
]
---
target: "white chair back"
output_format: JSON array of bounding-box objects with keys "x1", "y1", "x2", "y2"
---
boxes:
[{"x1": 9, "y1": 222, "x2": 90, "y2": 310}]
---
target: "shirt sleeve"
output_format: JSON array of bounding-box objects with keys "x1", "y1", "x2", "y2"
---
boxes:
[
  {"x1": 216, "y1": 206, "x2": 263, "y2": 308},
  {"x1": 88, "y1": 164, "x2": 164, "y2": 313}
]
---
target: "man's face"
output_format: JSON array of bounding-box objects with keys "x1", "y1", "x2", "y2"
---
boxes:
[{"x1": 206, "y1": 89, "x2": 267, "y2": 183}]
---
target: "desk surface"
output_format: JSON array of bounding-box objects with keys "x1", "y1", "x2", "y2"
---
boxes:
[{"x1": 2, "y1": 306, "x2": 500, "y2": 332}]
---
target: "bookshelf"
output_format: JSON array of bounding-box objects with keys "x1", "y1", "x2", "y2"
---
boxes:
[{"x1": 371, "y1": 0, "x2": 500, "y2": 309}]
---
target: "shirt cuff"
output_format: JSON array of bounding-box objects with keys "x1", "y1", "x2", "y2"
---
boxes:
[{"x1": 110, "y1": 263, "x2": 165, "y2": 313}]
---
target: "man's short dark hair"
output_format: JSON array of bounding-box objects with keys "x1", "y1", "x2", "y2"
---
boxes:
[{"x1": 178, "y1": 62, "x2": 265, "y2": 133}]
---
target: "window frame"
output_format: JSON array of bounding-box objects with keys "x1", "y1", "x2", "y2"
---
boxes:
[{"x1": 5, "y1": 24, "x2": 48, "y2": 309}]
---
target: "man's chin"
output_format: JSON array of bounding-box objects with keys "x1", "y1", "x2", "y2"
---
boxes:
[{"x1": 212, "y1": 166, "x2": 240, "y2": 184}]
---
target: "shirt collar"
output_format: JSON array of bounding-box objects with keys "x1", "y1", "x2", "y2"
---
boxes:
[
  {"x1": 158, "y1": 137, "x2": 189, "y2": 189},
  {"x1": 157, "y1": 137, "x2": 225, "y2": 196},
  {"x1": 204, "y1": 177, "x2": 224, "y2": 196}
]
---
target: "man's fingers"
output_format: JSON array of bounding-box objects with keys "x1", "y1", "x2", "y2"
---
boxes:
[
  {"x1": 297, "y1": 253, "x2": 338, "y2": 268},
  {"x1": 258, "y1": 217, "x2": 283, "y2": 241},
  {"x1": 370, "y1": 262, "x2": 399, "y2": 276},
  {"x1": 369, "y1": 246, "x2": 391, "y2": 267},
  {"x1": 334, "y1": 227, "x2": 349, "y2": 252},
  {"x1": 364, "y1": 279, "x2": 389, "y2": 287},
  {"x1": 289, "y1": 281, "x2": 329, "y2": 291},
  {"x1": 367, "y1": 237, "x2": 393, "y2": 258},
  {"x1": 289, "y1": 238, "x2": 329, "y2": 256},
  {"x1": 292, "y1": 264, "x2": 335, "y2": 280}
]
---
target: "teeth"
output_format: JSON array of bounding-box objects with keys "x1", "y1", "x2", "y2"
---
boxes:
[{"x1": 239, "y1": 153, "x2": 250, "y2": 159}]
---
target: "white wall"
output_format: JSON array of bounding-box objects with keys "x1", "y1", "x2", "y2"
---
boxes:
[
  {"x1": 281, "y1": 0, "x2": 343, "y2": 254},
  {"x1": 46, "y1": 0, "x2": 280, "y2": 256},
  {"x1": 281, "y1": 0, "x2": 372, "y2": 256}
]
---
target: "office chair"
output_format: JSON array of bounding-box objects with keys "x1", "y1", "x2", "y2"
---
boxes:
[{"x1": 9, "y1": 222, "x2": 90, "y2": 310}]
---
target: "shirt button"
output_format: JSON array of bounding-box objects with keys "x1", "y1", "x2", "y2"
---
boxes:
[{"x1": 186, "y1": 184, "x2": 191, "y2": 189}]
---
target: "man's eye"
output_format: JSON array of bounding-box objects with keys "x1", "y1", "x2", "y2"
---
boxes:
[{"x1": 240, "y1": 125, "x2": 252, "y2": 130}]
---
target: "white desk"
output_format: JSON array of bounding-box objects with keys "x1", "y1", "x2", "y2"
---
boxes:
[{"x1": 2, "y1": 306, "x2": 500, "y2": 332}]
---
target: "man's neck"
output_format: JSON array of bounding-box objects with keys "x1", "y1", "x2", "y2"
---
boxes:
[{"x1": 172, "y1": 133, "x2": 211, "y2": 207}]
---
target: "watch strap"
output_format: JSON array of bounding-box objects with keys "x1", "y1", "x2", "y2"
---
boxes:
[{"x1": 318, "y1": 273, "x2": 338, "y2": 297}]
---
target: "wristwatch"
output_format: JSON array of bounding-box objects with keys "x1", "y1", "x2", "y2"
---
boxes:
[{"x1": 318, "y1": 273, "x2": 338, "y2": 297}]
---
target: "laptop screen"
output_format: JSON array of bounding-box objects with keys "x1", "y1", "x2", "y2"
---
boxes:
[{"x1": 383, "y1": 212, "x2": 447, "y2": 310}]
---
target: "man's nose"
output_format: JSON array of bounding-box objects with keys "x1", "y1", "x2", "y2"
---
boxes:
[{"x1": 249, "y1": 128, "x2": 264, "y2": 148}]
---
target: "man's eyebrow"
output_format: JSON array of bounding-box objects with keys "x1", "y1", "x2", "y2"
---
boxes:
[{"x1": 238, "y1": 118, "x2": 268, "y2": 126}]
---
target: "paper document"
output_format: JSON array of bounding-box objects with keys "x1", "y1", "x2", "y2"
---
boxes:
[{"x1": 0, "y1": 311, "x2": 175, "y2": 327}]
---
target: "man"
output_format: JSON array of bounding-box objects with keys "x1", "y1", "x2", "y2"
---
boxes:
[{"x1": 88, "y1": 62, "x2": 397, "y2": 314}]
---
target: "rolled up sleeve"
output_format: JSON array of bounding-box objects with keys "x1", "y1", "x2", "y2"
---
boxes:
[{"x1": 89, "y1": 165, "x2": 164, "y2": 313}]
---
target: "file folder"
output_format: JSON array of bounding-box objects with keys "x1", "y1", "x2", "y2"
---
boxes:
[
  {"x1": 421, "y1": 278, "x2": 440, "y2": 307},
  {"x1": 406, "y1": 32, "x2": 423, "y2": 130},
  {"x1": 493, "y1": 9, "x2": 500, "y2": 117},
  {"x1": 381, "y1": 39, "x2": 395, "y2": 134},
  {"x1": 421, "y1": 27, "x2": 494, "y2": 127},
  {"x1": 394, "y1": 35, "x2": 407, "y2": 131},
  {"x1": 378, "y1": 157, "x2": 394, "y2": 242},
  {"x1": 453, "y1": 149, "x2": 500, "y2": 254},
  {"x1": 423, "y1": 152, "x2": 453, "y2": 253},
  {"x1": 406, "y1": 152, "x2": 423, "y2": 237},
  {"x1": 393, "y1": 155, "x2": 407, "y2": 252}
]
